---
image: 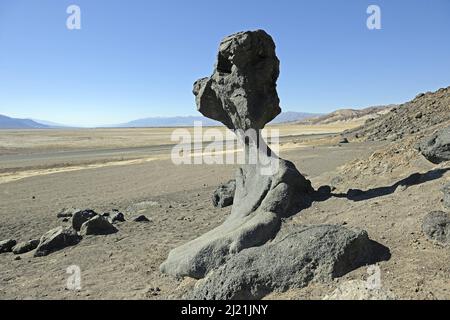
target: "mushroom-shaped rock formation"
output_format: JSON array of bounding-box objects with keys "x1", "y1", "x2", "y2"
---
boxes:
[{"x1": 160, "y1": 30, "x2": 314, "y2": 279}]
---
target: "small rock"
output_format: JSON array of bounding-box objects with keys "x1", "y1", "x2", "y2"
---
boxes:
[
  {"x1": 212, "y1": 180, "x2": 236, "y2": 208},
  {"x1": 80, "y1": 216, "x2": 118, "y2": 236},
  {"x1": 34, "y1": 227, "x2": 81, "y2": 257},
  {"x1": 132, "y1": 215, "x2": 150, "y2": 222},
  {"x1": 14, "y1": 256, "x2": 21, "y2": 261},
  {"x1": 108, "y1": 211, "x2": 125, "y2": 224},
  {"x1": 12, "y1": 239, "x2": 39, "y2": 254},
  {"x1": 0, "y1": 239, "x2": 17, "y2": 254},
  {"x1": 422, "y1": 211, "x2": 450, "y2": 245},
  {"x1": 339, "y1": 137, "x2": 349, "y2": 144},
  {"x1": 71, "y1": 209, "x2": 98, "y2": 231},
  {"x1": 417, "y1": 126, "x2": 450, "y2": 164},
  {"x1": 57, "y1": 208, "x2": 78, "y2": 219}
]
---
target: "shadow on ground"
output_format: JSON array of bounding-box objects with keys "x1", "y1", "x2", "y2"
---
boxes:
[{"x1": 312, "y1": 168, "x2": 449, "y2": 203}]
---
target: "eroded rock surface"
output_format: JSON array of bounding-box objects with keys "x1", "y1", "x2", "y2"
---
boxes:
[
  {"x1": 212, "y1": 180, "x2": 236, "y2": 208},
  {"x1": 160, "y1": 30, "x2": 313, "y2": 279},
  {"x1": 35, "y1": 227, "x2": 81, "y2": 257},
  {"x1": 189, "y1": 225, "x2": 390, "y2": 300}
]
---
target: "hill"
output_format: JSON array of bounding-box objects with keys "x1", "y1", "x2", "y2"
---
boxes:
[
  {"x1": 0, "y1": 115, "x2": 50, "y2": 129},
  {"x1": 346, "y1": 86, "x2": 450, "y2": 141},
  {"x1": 297, "y1": 105, "x2": 395, "y2": 125},
  {"x1": 114, "y1": 111, "x2": 319, "y2": 128}
]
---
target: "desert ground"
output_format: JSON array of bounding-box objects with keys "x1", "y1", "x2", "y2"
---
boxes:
[{"x1": 0, "y1": 122, "x2": 449, "y2": 300}]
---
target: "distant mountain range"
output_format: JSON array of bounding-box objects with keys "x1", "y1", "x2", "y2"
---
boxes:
[
  {"x1": 112, "y1": 111, "x2": 320, "y2": 128},
  {"x1": 0, "y1": 114, "x2": 50, "y2": 129},
  {"x1": 0, "y1": 111, "x2": 320, "y2": 129}
]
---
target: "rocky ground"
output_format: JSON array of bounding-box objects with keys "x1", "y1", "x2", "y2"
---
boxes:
[
  {"x1": 0, "y1": 132, "x2": 449, "y2": 299},
  {"x1": 1, "y1": 85, "x2": 449, "y2": 300},
  {"x1": 346, "y1": 86, "x2": 450, "y2": 142}
]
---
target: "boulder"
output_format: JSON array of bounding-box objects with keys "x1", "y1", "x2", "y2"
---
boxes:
[
  {"x1": 417, "y1": 126, "x2": 450, "y2": 164},
  {"x1": 34, "y1": 227, "x2": 81, "y2": 257},
  {"x1": 189, "y1": 225, "x2": 390, "y2": 300},
  {"x1": 80, "y1": 216, "x2": 118, "y2": 236},
  {"x1": 71, "y1": 209, "x2": 97, "y2": 231},
  {"x1": 422, "y1": 211, "x2": 450, "y2": 245},
  {"x1": 160, "y1": 30, "x2": 313, "y2": 279},
  {"x1": 12, "y1": 239, "x2": 39, "y2": 254},
  {"x1": 212, "y1": 180, "x2": 236, "y2": 208},
  {"x1": 0, "y1": 239, "x2": 17, "y2": 254}
]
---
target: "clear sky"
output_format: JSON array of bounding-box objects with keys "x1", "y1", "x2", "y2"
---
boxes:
[{"x1": 0, "y1": 0, "x2": 449, "y2": 126}]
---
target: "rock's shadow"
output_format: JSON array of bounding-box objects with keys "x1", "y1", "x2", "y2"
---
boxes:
[{"x1": 312, "y1": 168, "x2": 449, "y2": 203}]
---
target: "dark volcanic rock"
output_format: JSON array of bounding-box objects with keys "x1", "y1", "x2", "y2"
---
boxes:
[
  {"x1": 422, "y1": 211, "x2": 450, "y2": 245},
  {"x1": 80, "y1": 216, "x2": 118, "y2": 236},
  {"x1": 108, "y1": 210, "x2": 126, "y2": 223},
  {"x1": 12, "y1": 239, "x2": 39, "y2": 254},
  {"x1": 71, "y1": 209, "x2": 98, "y2": 231},
  {"x1": 160, "y1": 30, "x2": 314, "y2": 279},
  {"x1": 132, "y1": 215, "x2": 150, "y2": 222},
  {"x1": 212, "y1": 180, "x2": 236, "y2": 208},
  {"x1": 193, "y1": 30, "x2": 281, "y2": 131},
  {"x1": 0, "y1": 239, "x2": 17, "y2": 253},
  {"x1": 347, "y1": 86, "x2": 450, "y2": 142},
  {"x1": 417, "y1": 126, "x2": 450, "y2": 164},
  {"x1": 189, "y1": 225, "x2": 390, "y2": 300},
  {"x1": 443, "y1": 183, "x2": 450, "y2": 210},
  {"x1": 35, "y1": 227, "x2": 81, "y2": 257}
]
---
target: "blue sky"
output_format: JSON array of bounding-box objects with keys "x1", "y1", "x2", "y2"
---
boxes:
[{"x1": 0, "y1": 0, "x2": 449, "y2": 126}]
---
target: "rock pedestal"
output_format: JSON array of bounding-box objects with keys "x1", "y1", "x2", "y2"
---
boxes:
[{"x1": 160, "y1": 30, "x2": 313, "y2": 279}]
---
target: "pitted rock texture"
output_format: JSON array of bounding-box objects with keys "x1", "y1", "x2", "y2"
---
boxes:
[
  {"x1": 189, "y1": 225, "x2": 390, "y2": 300},
  {"x1": 160, "y1": 30, "x2": 313, "y2": 279}
]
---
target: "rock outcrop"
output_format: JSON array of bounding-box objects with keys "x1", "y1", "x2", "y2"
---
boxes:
[
  {"x1": 212, "y1": 180, "x2": 236, "y2": 208},
  {"x1": 160, "y1": 30, "x2": 314, "y2": 279},
  {"x1": 12, "y1": 239, "x2": 39, "y2": 255},
  {"x1": 347, "y1": 86, "x2": 450, "y2": 142},
  {"x1": 189, "y1": 225, "x2": 390, "y2": 300}
]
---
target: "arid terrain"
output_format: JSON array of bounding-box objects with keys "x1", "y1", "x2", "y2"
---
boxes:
[{"x1": 0, "y1": 113, "x2": 449, "y2": 299}]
